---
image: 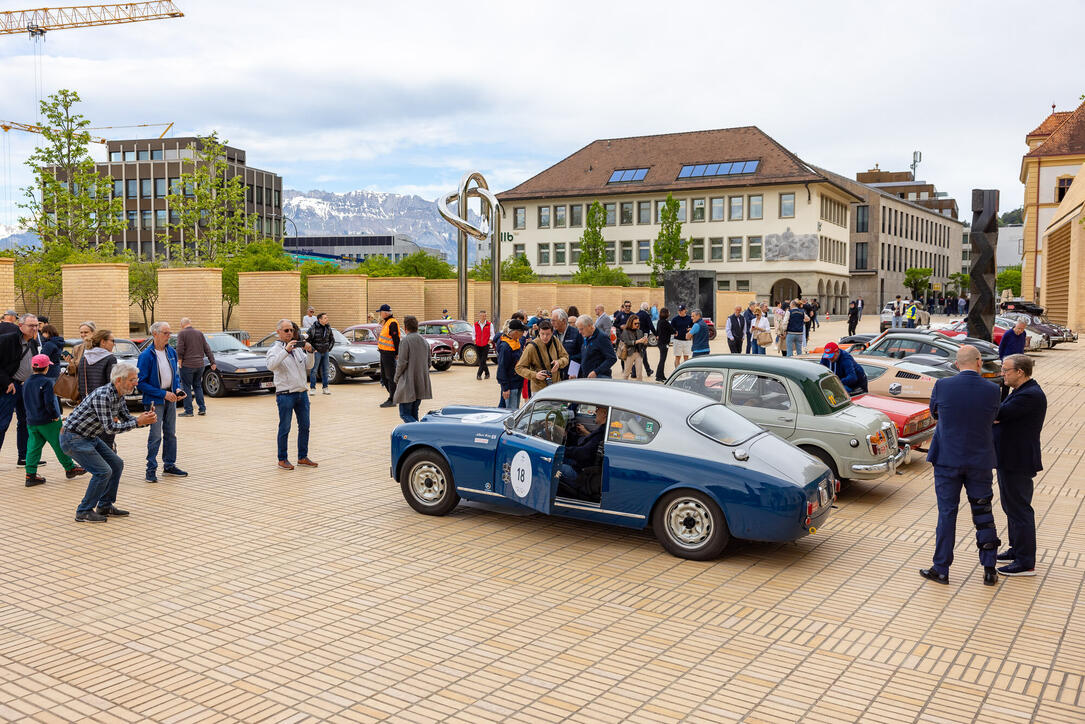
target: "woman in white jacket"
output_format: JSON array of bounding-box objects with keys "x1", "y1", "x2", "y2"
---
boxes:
[{"x1": 750, "y1": 307, "x2": 771, "y2": 355}]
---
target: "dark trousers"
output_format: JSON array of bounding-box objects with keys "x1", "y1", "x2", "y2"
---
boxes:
[
  {"x1": 655, "y1": 344, "x2": 668, "y2": 381},
  {"x1": 847, "y1": 320, "x2": 857, "y2": 336},
  {"x1": 997, "y1": 469, "x2": 1036, "y2": 568},
  {"x1": 727, "y1": 338, "x2": 742, "y2": 354},
  {"x1": 62, "y1": 430, "x2": 123, "y2": 515},
  {"x1": 276, "y1": 391, "x2": 309, "y2": 461},
  {"x1": 744, "y1": 333, "x2": 753, "y2": 353},
  {"x1": 931, "y1": 464, "x2": 1000, "y2": 575},
  {"x1": 476, "y1": 351, "x2": 489, "y2": 378},
  {"x1": 179, "y1": 366, "x2": 205, "y2": 414},
  {"x1": 0, "y1": 379, "x2": 29, "y2": 462},
  {"x1": 379, "y1": 350, "x2": 397, "y2": 401}
]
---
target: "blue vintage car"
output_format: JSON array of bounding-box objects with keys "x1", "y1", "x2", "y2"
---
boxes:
[{"x1": 390, "y1": 381, "x2": 837, "y2": 560}]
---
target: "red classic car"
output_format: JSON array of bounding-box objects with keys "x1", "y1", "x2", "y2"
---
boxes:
[
  {"x1": 850, "y1": 393, "x2": 935, "y2": 458},
  {"x1": 418, "y1": 319, "x2": 496, "y2": 366},
  {"x1": 342, "y1": 324, "x2": 456, "y2": 371}
]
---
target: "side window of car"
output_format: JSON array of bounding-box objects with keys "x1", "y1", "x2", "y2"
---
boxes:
[
  {"x1": 607, "y1": 409, "x2": 660, "y2": 445},
  {"x1": 920, "y1": 343, "x2": 948, "y2": 357},
  {"x1": 668, "y1": 369, "x2": 725, "y2": 401},
  {"x1": 861, "y1": 364, "x2": 887, "y2": 380},
  {"x1": 514, "y1": 401, "x2": 570, "y2": 444},
  {"x1": 729, "y1": 374, "x2": 792, "y2": 411}
]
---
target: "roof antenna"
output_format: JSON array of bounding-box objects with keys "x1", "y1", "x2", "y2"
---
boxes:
[{"x1": 1052, "y1": 103, "x2": 1056, "y2": 114}]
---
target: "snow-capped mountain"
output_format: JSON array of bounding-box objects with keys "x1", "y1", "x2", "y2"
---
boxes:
[
  {"x1": 0, "y1": 224, "x2": 37, "y2": 250},
  {"x1": 283, "y1": 189, "x2": 480, "y2": 261}
]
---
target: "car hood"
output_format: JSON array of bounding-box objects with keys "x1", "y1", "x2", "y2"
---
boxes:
[
  {"x1": 749, "y1": 433, "x2": 830, "y2": 486},
  {"x1": 831, "y1": 402, "x2": 891, "y2": 430},
  {"x1": 851, "y1": 394, "x2": 928, "y2": 419},
  {"x1": 423, "y1": 405, "x2": 514, "y2": 427},
  {"x1": 215, "y1": 351, "x2": 270, "y2": 369}
]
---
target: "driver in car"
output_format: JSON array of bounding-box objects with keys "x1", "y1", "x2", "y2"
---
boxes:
[{"x1": 555, "y1": 406, "x2": 608, "y2": 498}]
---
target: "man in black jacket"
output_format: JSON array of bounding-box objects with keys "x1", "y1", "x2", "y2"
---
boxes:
[
  {"x1": 307, "y1": 313, "x2": 335, "y2": 395},
  {"x1": 993, "y1": 354, "x2": 1047, "y2": 577},
  {"x1": 0, "y1": 314, "x2": 41, "y2": 466}
]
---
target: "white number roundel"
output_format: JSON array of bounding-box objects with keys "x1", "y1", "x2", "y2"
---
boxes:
[{"x1": 510, "y1": 450, "x2": 532, "y2": 497}]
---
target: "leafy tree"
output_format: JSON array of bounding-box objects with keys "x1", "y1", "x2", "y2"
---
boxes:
[
  {"x1": 220, "y1": 240, "x2": 293, "y2": 329},
  {"x1": 997, "y1": 266, "x2": 1022, "y2": 296},
  {"x1": 13, "y1": 242, "x2": 116, "y2": 319},
  {"x1": 947, "y1": 272, "x2": 970, "y2": 297},
  {"x1": 298, "y1": 259, "x2": 341, "y2": 302},
  {"x1": 468, "y1": 254, "x2": 538, "y2": 282},
  {"x1": 998, "y1": 207, "x2": 1023, "y2": 226},
  {"x1": 903, "y1": 267, "x2": 933, "y2": 300},
  {"x1": 162, "y1": 132, "x2": 254, "y2": 264},
  {"x1": 649, "y1": 193, "x2": 688, "y2": 286},
  {"x1": 351, "y1": 255, "x2": 398, "y2": 277},
  {"x1": 129, "y1": 259, "x2": 161, "y2": 329},
  {"x1": 571, "y1": 265, "x2": 632, "y2": 287},
  {"x1": 577, "y1": 201, "x2": 607, "y2": 273},
  {"x1": 18, "y1": 89, "x2": 126, "y2": 251},
  {"x1": 395, "y1": 251, "x2": 456, "y2": 279}
]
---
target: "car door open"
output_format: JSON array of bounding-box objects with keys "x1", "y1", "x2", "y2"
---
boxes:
[{"x1": 494, "y1": 401, "x2": 567, "y2": 513}]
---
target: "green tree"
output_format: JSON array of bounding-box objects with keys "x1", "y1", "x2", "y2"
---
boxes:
[
  {"x1": 220, "y1": 239, "x2": 293, "y2": 329},
  {"x1": 571, "y1": 266, "x2": 632, "y2": 287},
  {"x1": 649, "y1": 193, "x2": 688, "y2": 286},
  {"x1": 351, "y1": 255, "x2": 398, "y2": 277},
  {"x1": 577, "y1": 201, "x2": 607, "y2": 273},
  {"x1": 947, "y1": 272, "x2": 970, "y2": 297},
  {"x1": 998, "y1": 207, "x2": 1024, "y2": 226},
  {"x1": 129, "y1": 259, "x2": 161, "y2": 329},
  {"x1": 162, "y1": 132, "x2": 255, "y2": 264},
  {"x1": 18, "y1": 89, "x2": 126, "y2": 251},
  {"x1": 13, "y1": 242, "x2": 116, "y2": 319},
  {"x1": 395, "y1": 251, "x2": 456, "y2": 279},
  {"x1": 298, "y1": 259, "x2": 341, "y2": 303},
  {"x1": 468, "y1": 254, "x2": 538, "y2": 282},
  {"x1": 903, "y1": 267, "x2": 933, "y2": 300},
  {"x1": 997, "y1": 266, "x2": 1022, "y2": 296}
]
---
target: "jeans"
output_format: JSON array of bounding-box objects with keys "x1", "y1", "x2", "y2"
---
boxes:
[
  {"x1": 398, "y1": 400, "x2": 421, "y2": 424},
  {"x1": 931, "y1": 465, "x2": 999, "y2": 574},
  {"x1": 146, "y1": 400, "x2": 177, "y2": 475},
  {"x1": 0, "y1": 379, "x2": 29, "y2": 462},
  {"x1": 310, "y1": 351, "x2": 330, "y2": 389},
  {"x1": 276, "y1": 391, "x2": 310, "y2": 461},
  {"x1": 997, "y1": 469, "x2": 1036, "y2": 568},
  {"x1": 62, "y1": 430, "x2": 123, "y2": 515},
  {"x1": 892, "y1": 315, "x2": 902, "y2": 328},
  {"x1": 744, "y1": 333, "x2": 754, "y2": 353},
  {"x1": 785, "y1": 332, "x2": 803, "y2": 357},
  {"x1": 179, "y1": 366, "x2": 205, "y2": 414},
  {"x1": 26, "y1": 420, "x2": 75, "y2": 474},
  {"x1": 499, "y1": 387, "x2": 521, "y2": 410},
  {"x1": 751, "y1": 340, "x2": 766, "y2": 354}
]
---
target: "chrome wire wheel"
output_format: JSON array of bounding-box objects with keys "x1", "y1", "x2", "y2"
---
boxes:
[
  {"x1": 665, "y1": 497, "x2": 714, "y2": 549},
  {"x1": 409, "y1": 461, "x2": 447, "y2": 506}
]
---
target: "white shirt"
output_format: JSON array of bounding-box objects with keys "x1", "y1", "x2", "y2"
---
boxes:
[
  {"x1": 155, "y1": 349, "x2": 172, "y2": 389},
  {"x1": 302, "y1": 315, "x2": 318, "y2": 330},
  {"x1": 265, "y1": 340, "x2": 314, "y2": 393}
]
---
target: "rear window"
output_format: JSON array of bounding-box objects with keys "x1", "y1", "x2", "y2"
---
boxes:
[
  {"x1": 819, "y1": 375, "x2": 851, "y2": 409},
  {"x1": 607, "y1": 409, "x2": 660, "y2": 445},
  {"x1": 687, "y1": 404, "x2": 761, "y2": 446}
]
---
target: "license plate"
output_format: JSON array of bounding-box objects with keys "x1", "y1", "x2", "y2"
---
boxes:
[
  {"x1": 260, "y1": 381, "x2": 274, "y2": 389},
  {"x1": 818, "y1": 483, "x2": 829, "y2": 508}
]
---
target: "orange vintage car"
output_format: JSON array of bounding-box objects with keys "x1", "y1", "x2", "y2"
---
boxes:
[{"x1": 799, "y1": 354, "x2": 948, "y2": 402}]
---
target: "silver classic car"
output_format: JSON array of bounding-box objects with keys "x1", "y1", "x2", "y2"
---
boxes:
[{"x1": 253, "y1": 328, "x2": 381, "y2": 383}]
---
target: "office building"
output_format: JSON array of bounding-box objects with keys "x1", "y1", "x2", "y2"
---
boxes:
[{"x1": 283, "y1": 234, "x2": 428, "y2": 263}]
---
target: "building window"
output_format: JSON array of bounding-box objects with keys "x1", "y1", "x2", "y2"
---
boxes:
[
  {"x1": 513, "y1": 243, "x2": 525, "y2": 258},
  {"x1": 605, "y1": 241, "x2": 615, "y2": 264},
  {"x1": 728, "y1": 237, "x2": 743, "y2": 261},
  {"x1": 728, "y1": 196, "x2": 743, "y2": 221},
  {"x1": 736, "y1": 280, "x2": 750, "y2": 293},
  {"x1": 748, "y1": 194, "x2": 763, "y2": 220},
  {"x1": 155, "y1": 209, "x2": 167, "y2": 229},
  {"x1": 124, "y1": 150, "x2": 136, "y2": 162},
  {"x1": 109, "y1": 151, "x2": 122, "y2": 162},
  {"x1": 570, "y1": 241, "x2": 580, "y2": 264},
  {"x1": 637, "y1": 240, "x2": 650, "y2": 262},
  {"x1": 604, "y1": 203, "x2": 616, "y2": 226},
  {"x1": 691, "y1": 198, "x2": 706, "y2": 222},
  {"x1": 820, "y1": 196, "x2": 847, "y2": 227},
  {"x1": 747, "y1": 236, "x2": 762, "y2": 260},
  {"x1": 538, "y1": 206, "x2": 550, "y2": 228},
  {"x1": 274, "y1": 190, "x2": 280, "y2": 208},
  {"x1": 620, "y1": 201, "x2": 634, "y2": 225},
  {"x1": 538, "y1": 243, "x2": 550, "y2": 265},
  {"x1": 655, "y1": 200, "x2": 666, "y2": 223},
  {"x1": 677, "y1": 160, "x2": 759, "y2": 178},
  {"x1": 607, "y1": 168, "x2": 649, "y2": 183},
  {"x1": 569, "y1": 204, "x2": 582, "y2": 227},
  {"x1": 154, "y1": 178, "x2": 167, "y2": 199},
  {"x1": 779, "y1": 193, "x2": 795, "y2": 218},
  {"x1": 676, "y1": 199, "x2": 686, "y2": 222},
  {"x1": 709, "y1": 237, "x2": 723, "y2": 261},
  {"x1": 710, "y1": 197, "x2": 725, "y2": 221},
  {"x1": 256, "y1": 186, "x2": 264, "y2": 205},
  {"x1": 113, "y1": 180, "x2": 123, "y2": 198},
  {"x1": 126, "y1": 179, "x2": 138, "y2": 199},
  {"x1": 170, "y1": 210, "x2": 180, "y2": 225},
  {"x1": 638, "y1": 201, "x2": 651, "y2": 224},
  {"x1": 140, "y1": 179, "x2": 152, "y2": 198},
  {"x1": 151, "y1": 149, "x2": 163, "y2": 161},
  {"x1": 141, "y1": 210, "x2": 152, "y2": 231},
  {"x1": 856, "y1": 205, "x2": 869, "y2": 233},
  {"x1": 620, "y1": 240, "x2": 633, "y2": 263},
  {"x1": 513, "y1": 207, "x2": 525, "y2": 229},
  {"x1": 855, "y1": 242, "x2": 868, "y2": 269},
  {"x1": 126, "y1": 210, "x2": 137, "y2": 230},
  {"x1": 1057, "y1": 177, "x2": 1073, "y2": 202},
  {"x1": 717, "y1": 280, "x2": 730, "y2": 291},
  {"x1": 690, "y1": 238, "x2": 704, "y2": 262},
  {"x1": 554, "y1": 242, "x2": 567, "y2": 265},
  {"x1": 137, "y1": 150, "x2": 149, "y2": 161},
  {"x1": 554, "y1": 205, "x2": 566, "y2": 228}
]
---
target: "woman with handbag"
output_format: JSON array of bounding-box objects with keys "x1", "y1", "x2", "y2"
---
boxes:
[
  {"x1": 750, "y1": 307, "x2": 772, "y2": 355},
  {"x1": 77, "y1": 329, "x2": 119, "y2": 450},
  {"x1": 619, "y1": 316, "x2": 649, "y2": 380},
  {"x1": 653, "y1": 308, "x2": 673, "y2": 382}
]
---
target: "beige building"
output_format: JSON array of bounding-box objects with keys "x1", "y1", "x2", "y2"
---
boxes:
[
  {"x1": 1040, "y1": 162, "x2": 1085, "y2": 330},
  {"x1": 496, "y1": 127, "x2": 862, "y2": 313}
]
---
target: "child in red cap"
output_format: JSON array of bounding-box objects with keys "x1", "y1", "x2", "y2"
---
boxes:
[{"x1": 22, "y1": 354, "x2": 85, "y2": 486}]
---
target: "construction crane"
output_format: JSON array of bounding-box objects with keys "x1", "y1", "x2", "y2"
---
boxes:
[
  {"x1": 0, "y1": 2, "x2": 183, "y2": 36},
  {"x1": 1, "y1": 119, "x2": 107, "y2": 144}
]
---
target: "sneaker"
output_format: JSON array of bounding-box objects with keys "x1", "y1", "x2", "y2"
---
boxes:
[
  {"x1": 996, "y1": 550, "x2": 1015, "y2": 561},
  {"x1": 322, "y1": 388, "x2": 331, "y2": 395},
  {"x1": 178, "y1": 411, "x2": 194, "y2": 417},
  {"x1": 297, "y1": 457, "x2": 318, "y2": 467},
  {"x1": 95, "y1": 505, "x2": 129, "y2": 517},
  {"x1": 25, "y1": 474, "x2": 46, "y2": 487},
  {"x1": 75, "y1": 511, "x2": 108, "y2": 523},
  {"x1": 379, "y1": 400, "x2": 395, "y2": 408},
  {"x1": 277, "y1": 460, "x2": 294, "y2": 470},
  {"x1": 65, "y1": 467, "x2": 87, "y2": 479},
  {"x1": 308, "y1": 389, "x2": 315, "y2": 396},
  {"x1": 997, "y1": 562, "x2": 1036, "y2": 577},
  {"x1": 163, "y1": 466, "x2": 188, "y2": 477},
  {"x1": 145, "y1": 473, "x2": 159, "y2": 483},
  {"x1": 198, "y1": 410, "x2": 206, "y2": 416},
  {"x1": 16, "y1": 460, "x2": 46, "y2": 467}
]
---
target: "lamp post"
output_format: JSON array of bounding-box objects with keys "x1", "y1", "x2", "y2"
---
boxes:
[{"x1": 282, "y1": 216, "x2": 299, "y2": 267}]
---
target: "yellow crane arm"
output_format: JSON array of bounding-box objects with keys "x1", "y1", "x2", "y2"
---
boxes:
[
  {"x1": 0, "y1": 2, "x2": 183, "y2": 36},
  {"x1": 1, "y1": 119, "x2": 107, "y2": 144}
]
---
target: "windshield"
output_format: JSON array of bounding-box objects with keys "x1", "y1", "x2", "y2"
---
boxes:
[
  {"x1": 207, "y1": 334, "x2": 249, "y2": 353},
  {"x1": 819, "y1": 374, "x2": 851, "y2": 409},
  {"x1": 450, "y1": 322, "x2": 472, "y2": 334},
  {"x1": 687, "y1": 404, "x2": 761, "y2": 446},
  {"x1": 113, "y1": 341, "x2": 140, "y2": 357},
  {"x1": 332, "y1": 328, "x2": 348, "y2": 345}
]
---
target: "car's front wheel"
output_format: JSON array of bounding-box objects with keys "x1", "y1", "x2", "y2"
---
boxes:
[
  {"x1": 203, "y1": 370, "x2": 225, "y2": 398},
  {"x1": 328, "y1": 359, "x2": 345, "y2": 384},
  {"x1": 651, "y1": 489, "x2": 730, "y2": 560},
  {"x1": 460, "y1": 344, "x2": 479, "y2": 366},
  {"x1": 400, "y1": 449, "x2": 459, "y2": 516},
  {"x1": 431, "y1": 360, "x2": 453, "y2": 372}
]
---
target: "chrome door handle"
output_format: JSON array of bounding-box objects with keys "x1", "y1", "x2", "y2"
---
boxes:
[
  {"x1": 541, "y1": 456, "x2": 552, "y2": 462},
  {"x1": 777, "y1": 416, "x2": 794, "y2": 422}
]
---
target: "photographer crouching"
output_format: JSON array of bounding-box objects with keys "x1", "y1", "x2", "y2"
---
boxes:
[{"x1": 515, "y1": 320, "x2": 569, "y2": 395}]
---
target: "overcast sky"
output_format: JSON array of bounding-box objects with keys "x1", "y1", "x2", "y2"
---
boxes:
[{"x1": 1, "y1": 0, "x2": 1082, "y2": 227}]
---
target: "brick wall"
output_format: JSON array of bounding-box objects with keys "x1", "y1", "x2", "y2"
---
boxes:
[
  {"x1": 0, "y1": 259, "x2": 13, "y2": 317},
  {"x1": 591, "y1": 286, "x2": 627, "y2": 315},
  {"x1": 500, "y1": 282, "x2": 520, "y2": 317},
  {"x1": 555, "y1": 284, "x2": 592, "y2": 317},
  {"x1": 308, "y1": 275, "x2": 368, "y2": 328},
  {"x1": 236, "y1": 271, "x2": 301, "y2": 338},
  {"x1": 423, "y1": 279, "x2": 458, "y2": 321},
  {"x1": 61, "y1": 264, "x2": 130, "y2": 339},
  {"x1": 158, "y1": 267, "x2": 223, "y2": 333},
  {"x1": 367, "y1": 277, "x2": 425, "y2": 320},
  {"x1": 716, "y1": 292, "x2": 754, "y2": 319},
  {"x1": 517, "y1": 283, "x2": 557, "y2": 317}
]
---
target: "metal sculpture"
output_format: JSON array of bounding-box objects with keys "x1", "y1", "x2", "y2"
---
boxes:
[
  {"x1": 967, "y1": 189, "x2": 999, "y2": 341},
  {"x1": 437, "y1": 172, "x2": 502, "y2": 323}
]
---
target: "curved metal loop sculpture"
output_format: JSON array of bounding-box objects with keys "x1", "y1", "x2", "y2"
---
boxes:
[{"x1": 437, "y1": 172, "x2": 502, "y2": 324}]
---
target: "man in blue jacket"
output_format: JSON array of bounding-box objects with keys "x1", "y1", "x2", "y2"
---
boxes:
[
  {"x1": 689, "y1": 309, "x2": 711, "y2": 358},
  {"x1": 921, "y1": 344, "x2": 1001, "y2": 586},
  {"x1": 550, "y1": 309, "x2": 582, "y2": 380},
  {"x1": 819, "y1": 342, "x2": 868, "y2": 395},
  {"x1": 137, "y1": 321, "x2": 187, "y2": 483},
  {"x1": 993, "y1": 354, "x2": 1046, "y2": 577},
  {"x1": 998, "y1": 320, "x2": 1028, "y2": 359},
  {"x1": 495, "y1": 319, "x2": 525, "y2": 410},
  {"x1": 576, "y1": 314, "x2": 616, "y2": 378}
]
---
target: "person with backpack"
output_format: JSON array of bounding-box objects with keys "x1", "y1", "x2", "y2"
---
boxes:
[{"x1": 515, "y1": 320, "x2": 569, "y2": 395}]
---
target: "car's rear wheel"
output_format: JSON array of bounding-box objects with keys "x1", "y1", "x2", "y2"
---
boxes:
[
  {"x1": 801, "y1": 445, "x2": 842, "y2": 486},
  {"x1": 328, "y1": 359, "x2": 345, "y2": 384},
  {"x1": 651, "y1": 489, "x2": 730, "y2": 560},
  {"x1": 432, "y1": 360, "x2": 453, "y2": 372},
  {"x1": 204, "y1": 370, "x2": 225, "y2": 398},
  {"x1": 460, "y1": 344, "x2": 479, "y2": 366},
  {"x1": 400, "y1": 449, "x2": 459, "y2": 516}
]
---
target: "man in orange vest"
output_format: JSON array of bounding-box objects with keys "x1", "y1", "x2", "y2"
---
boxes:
[{"x1": 376, "y1": 304, "x2": 400, "y2": 408}]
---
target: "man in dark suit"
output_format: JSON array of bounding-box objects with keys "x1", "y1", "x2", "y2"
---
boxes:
[
  {"x1": 993, "y1": 353, "x2": 1046, "y2": 577},
  {"x1": 0, "y1": 314, "x2": 42, "y2": 466},
  {"x1": 921, "y1": 344, "x2": 1002, "y2": 586},
  {"x1": 725, "y1": 306, "x2": 745, "y2": 354},
  {"x1": 576, "y1": 315, "x2": 616, "y2": 379}
]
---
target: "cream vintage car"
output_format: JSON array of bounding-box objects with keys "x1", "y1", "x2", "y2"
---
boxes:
[{"x1": 800, "y1": 354, "x2": 950, "y2": 402}]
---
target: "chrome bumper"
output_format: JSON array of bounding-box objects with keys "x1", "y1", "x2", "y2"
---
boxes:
[
  {"x1": 899, "y1": 427, "x2": 935, "y2": 449},
  {"x1": 851, "y1": 445, "x2": 908, "y2": 474}
]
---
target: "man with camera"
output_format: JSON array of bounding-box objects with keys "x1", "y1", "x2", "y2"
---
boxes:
[
  {"x1": 137, "y1": 321, "x2": 188, "y2": 483},
  {"x1": 266, "y1": 319, "x2": 317, "y2": 471},
  {"x1": 515, "y1": 319, "x2": 569, "y2": 396}
]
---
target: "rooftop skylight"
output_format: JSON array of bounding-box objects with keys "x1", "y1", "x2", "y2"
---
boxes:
[
  {"x1": 677, "y1": 160, "x2": 760, "y2": 179},
  {"x1": 607, "y1": 168, "x2": 649, "y2": 183}
]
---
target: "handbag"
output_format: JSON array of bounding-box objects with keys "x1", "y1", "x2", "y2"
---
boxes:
[
  {"x1": 757, "y1": 330, "x2": 773, "y2": 346},
  {"x1": 617, "y1": 341, "x2": 628, "y2": 361},
  {"x1": 53, "y1": 369, "x2": 78, "y2": 402}
]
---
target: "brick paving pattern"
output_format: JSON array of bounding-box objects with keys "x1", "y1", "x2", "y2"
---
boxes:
[{"x1": 0, "y1": 317, "x2": 1081, "y2": 722}]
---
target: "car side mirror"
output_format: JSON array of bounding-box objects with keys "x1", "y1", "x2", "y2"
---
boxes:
[{"x1": 503, "y1": 416, "x2": 514, "y2": 430}]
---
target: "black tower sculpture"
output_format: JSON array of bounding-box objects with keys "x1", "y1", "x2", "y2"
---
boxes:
[{"x1": 967, "y1": 189, "x2": 999, "y2": 341}]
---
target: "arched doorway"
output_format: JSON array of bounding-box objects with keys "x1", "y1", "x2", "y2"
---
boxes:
[
  {"x1": 832, "y1": 281, "x2": 840, "y2": 315},
  {"x1": 817, "y1": 279, "x2": 825, "y2": 300},
  {"x1": 770, "y1": 278, "x2": 801, "y2": 306}
]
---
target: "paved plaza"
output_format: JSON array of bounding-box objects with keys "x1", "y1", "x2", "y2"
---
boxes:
[{"x1": 0, "y1": 317, "x2": 1082, "y2": 723}]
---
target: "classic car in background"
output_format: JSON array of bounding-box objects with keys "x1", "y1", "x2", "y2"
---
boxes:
[
  {"x1": 665, "y1": 356, "x2": 904, "y2": 482},
  {"x1": 343, "y1": 324, "x2": 456, "y2": 371},
  {"x1": 860, "y1": 330, "x2": 1003, "y2": 384},
  {"x1": 391, "y1": 381, "x2": 837, "y2": 560},
  {"x1": 879, "y1": 301, "x2": 930, "y2": 331},
  {"x1": 252, "y1": 327, "x2": 381, "y2": 383},
  {"x1": 418, "y1": 319, "x2": 495, "y2": 366},
  {"x1": 933, "y1": 317, "x2": 1047, "y2": 350},
  {"x1": 799, "y1": 354, "x2": 949, "y2": 402},
  {"x1": 850, "y1": 394, "x2": 935, "y2": 455},
  {"x1": 60, "y1": 338, "x2": 143, "y2": 407},
  {"x1": 808, "y1": 334, "x2": 877, "y2": 355},
  {"x1": 146, "y1": 333, "x2": 275, "y2": 397}
]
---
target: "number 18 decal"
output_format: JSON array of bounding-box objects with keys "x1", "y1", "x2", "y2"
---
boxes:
[{"x1": 510, "y1": 450, "x2": 532, "y2": 497}]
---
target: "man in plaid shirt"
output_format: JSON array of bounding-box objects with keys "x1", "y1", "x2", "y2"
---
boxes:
[{"x1": 60, "y1": 362, "x2": 157, "y2": 523}]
